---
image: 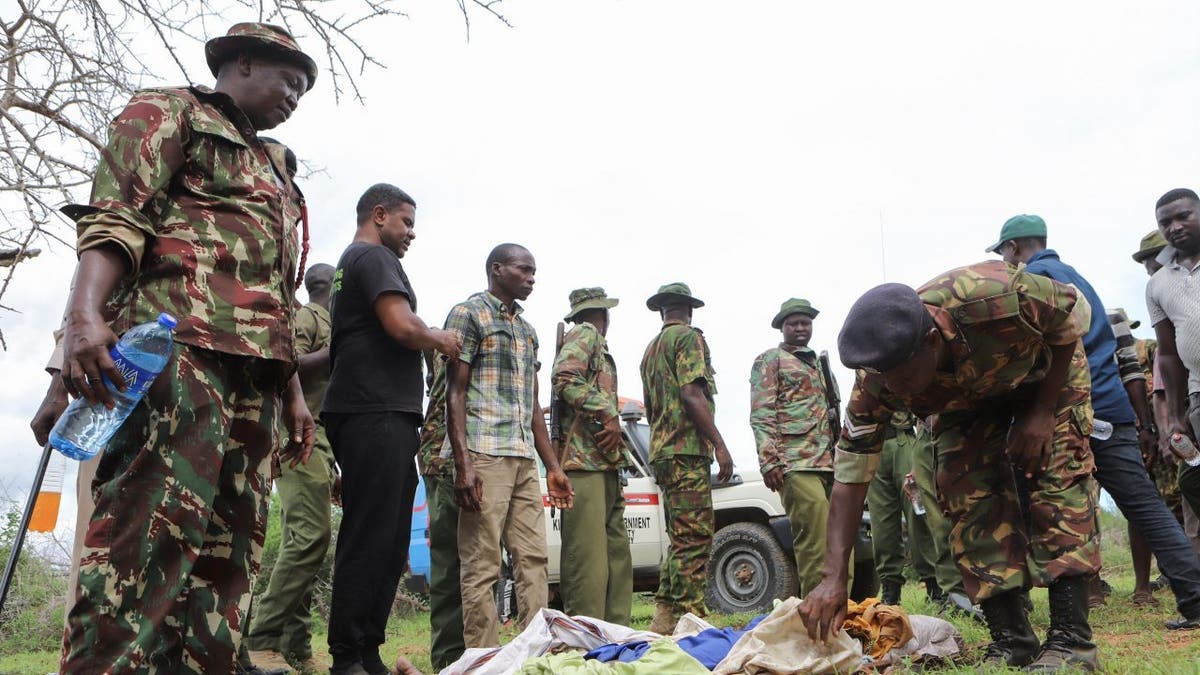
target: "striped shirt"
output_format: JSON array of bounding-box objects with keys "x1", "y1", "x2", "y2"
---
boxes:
[
  {"x1": 1146, "y1": 249, "x2": 1200, "y2": 394},
  {"x1": 444, "y1": 291, "x2": 540, "y2": 458}
]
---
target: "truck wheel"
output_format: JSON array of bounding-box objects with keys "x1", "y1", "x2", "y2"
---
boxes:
[{"x1": 705, "y1": 522, "x2": 797, "y2": 615}]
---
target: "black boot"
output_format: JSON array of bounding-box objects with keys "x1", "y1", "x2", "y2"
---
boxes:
[
  {"x1": 923, "y1": 577, "x2": 945, "y2": 604},
  {"x1": 979, "y1": 589, "x2": 1040, "y2": 668},
  {"x1": 881, "y1": 578, "x2": 903, "y2": 605},
  {"x1": 1025, "y1": 576, "x2": 1101, "y2": 672}
]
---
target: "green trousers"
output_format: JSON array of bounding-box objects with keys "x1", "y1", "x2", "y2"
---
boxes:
[
  {"x1": 779, "y1": 470, "x2": 851, "y2": 597},
  {"x1": 427, "y1": 473, "x2": 465, "y2": 671},
  {"x1": 867, "y1": 432, "x2": 919, "y2": 585},
  {"x1": 244, "y1": 426, "x2": 334, "y2": 658},
  {"x1": 911, "y1": 430, "x2": 966, "y2": 596},
  {"x1": 560, "y1": 470, "x2": 633, "y2": 624}
]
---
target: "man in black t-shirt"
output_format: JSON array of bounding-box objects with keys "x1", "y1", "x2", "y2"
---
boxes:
[{"x1": 323, "y1": 183, "x2": 460, "y2": 675}]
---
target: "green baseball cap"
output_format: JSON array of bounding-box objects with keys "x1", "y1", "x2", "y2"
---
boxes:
[
  {"x1": 985, "y1": 214, "x2": 1047, "y2": 253},
  {"x1": 206, "y1": 23, "x2": 318, "y2": 90},
  {"x1": 771, "y1": 298, "x2": 819, "y2": 329},
  {"x1": 564, "y1": 287, "x2": 619, "y2": 321},
  {"x1": 646, "y1": 282, "x2": 704, "y2": 311},
  {"x1": 1132, "y1": 229, "x2": 1167, "y2": 263}
]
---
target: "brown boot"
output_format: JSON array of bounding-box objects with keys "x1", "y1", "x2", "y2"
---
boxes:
[
  {"x1": 246, "y1": 650, "x2": 293, "y2": 673},
  {"x1": 289, "y1": 654, "x2": 331, "y2": 675},
  {"x1": 648, "y1": 603, "x2": 677, "y2": 635}
]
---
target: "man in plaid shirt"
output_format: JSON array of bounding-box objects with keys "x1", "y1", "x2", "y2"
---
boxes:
[{"x1": 444, "y1": 242, "x2": 574, "y2": 648}]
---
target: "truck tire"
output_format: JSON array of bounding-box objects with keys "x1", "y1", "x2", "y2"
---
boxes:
[{"x1": 705, "y1": 522, "x2": 798, "y2": 615}]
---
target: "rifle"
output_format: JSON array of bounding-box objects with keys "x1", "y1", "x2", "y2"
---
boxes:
[
  {"x1": 550, "y1": 322, "x2": 566, "y2": 447},
  {"x1": 817, "y1": 350, "x2": 841, "y2": 450}
]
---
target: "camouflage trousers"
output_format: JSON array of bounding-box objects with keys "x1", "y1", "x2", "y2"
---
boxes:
[
  {"x1": 61, "y1": 345, "x2": 284, "y2": 674},
  {"x1": 652, "y1": 455, "x2": 713, "y2": 615},
  {"x1": 933, "y1": 401, "x2": 1099, "y2": 603}
]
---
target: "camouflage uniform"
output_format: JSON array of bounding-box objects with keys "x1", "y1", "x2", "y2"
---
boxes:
[
  {"x1": 838, "y1": 261, "x2": 1099, "y2": 603},
  {"x1": 749, "y1": 342, "x2": 836, "y2": 596},
  {"x1": 640, "y1": 319, "x2": 717, "y2": 615},
  {"x1": 60, "y1": 84, "x2": 304, "y2": 673},
  {"x1": 553, "y1": 320, "x2": 633, "y2": 624},
  {"x1": 416, "y1": 358, "x2": 465, "y2": 671},
  {"x1": 1133, "y1": 339, "x2": 1184, "y2": 517},
  {"x1": 243, "y1": 302, "x2": 334, "y2": 661}
]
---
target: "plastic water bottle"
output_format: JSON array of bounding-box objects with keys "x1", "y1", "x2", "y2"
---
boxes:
[
  {"x1": 49, "y1": 313, "x2": 177, "y2": 460},
  {"x1": 1168, "y1": 433, "x2": 1200, "y2": 468},
  {"x1": 904, "y1": 472, "x2": 926, "y2": 516}
]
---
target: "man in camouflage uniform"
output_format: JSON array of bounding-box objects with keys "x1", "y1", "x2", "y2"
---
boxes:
[
  {"x1": 552, "y1": 287, "x2": 633, "y2": 624},
  {"x1": 799, "y1": 261, "x2": 1103, "y2": 672},
  {"x1": 749, "y1": 298, "x2": 838, "y2": 598},
  {"x1": 57, "y1": 23, "x2": 318, "y2": 673},
  {"x1": 640, "y1": 282, "x2": 734, "y2": 634},
  {"x1": 245, "y1": 264, "x2": 337, "y2": 674},
  {"x1": 417, "y1": 356, "x2": 465, "y2": 671}
]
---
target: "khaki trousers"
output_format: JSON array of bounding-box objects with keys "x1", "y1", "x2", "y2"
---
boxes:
[{"x1": 458, "y1": 452, "x2": 548, "y2": 648}]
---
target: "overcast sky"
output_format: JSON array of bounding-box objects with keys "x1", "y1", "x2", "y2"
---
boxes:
[{"x1": 2, "y1": 1, "x2": 1194, "y2": 541}]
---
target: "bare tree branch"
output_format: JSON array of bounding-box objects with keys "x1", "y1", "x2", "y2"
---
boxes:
[{"x1": 0, "y1": 0, "x2": 510, "y2": 348}]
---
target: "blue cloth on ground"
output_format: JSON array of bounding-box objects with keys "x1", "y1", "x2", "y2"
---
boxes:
[
  {"x1": 585, "y1": 615, "x2": 767, "y2": 667},
  {"x1": 675, "y1": 615, "x2": 766, "y2": 669},
  {"x1": 584, "y1": 640, "x2": 652, "y2": 663}
]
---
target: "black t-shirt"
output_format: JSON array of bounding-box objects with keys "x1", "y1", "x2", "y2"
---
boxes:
[{"x1": 323, "y1": 242, "x2": 424, "y2": 415}]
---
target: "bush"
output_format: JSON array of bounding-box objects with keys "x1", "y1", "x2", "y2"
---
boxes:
[{"x1": 0, "y1": 505, "x2": 69, "y2": 655}]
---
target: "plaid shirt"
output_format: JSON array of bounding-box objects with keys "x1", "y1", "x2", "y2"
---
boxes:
[{"x1": 444, "y1": 291, "x2": 540, "y2": 458}]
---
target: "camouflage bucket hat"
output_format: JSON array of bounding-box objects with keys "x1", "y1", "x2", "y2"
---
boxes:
[
  {"x1": 646, "y1": 282, "x2": 704, "y2": 311},
  {"x1": 1132, "y1": 229, "x2": 1167, "y2": 263},
  {"x1": 771, "y1": 297, "x2": 819, "y2": 329},
  {"x1": 206, "y1": 22, "x2": 318, "y2": 90},
  {"x1": 1106, "y1": 307, "x2": 1141, "y2": 330},
  {"x1": 564, "y1": 287, "x2": 619, "y2": 321}
]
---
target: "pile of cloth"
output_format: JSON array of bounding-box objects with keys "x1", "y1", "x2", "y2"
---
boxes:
[{"x1": 440, "y1": 597, "x2": 962, "y2": 674}]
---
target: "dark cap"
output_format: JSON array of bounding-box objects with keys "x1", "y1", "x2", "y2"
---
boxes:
[
  {"x1": 646, "y1": 282, "x2": 704, "y2": 311},
  {"x1": 771, "y1": 298, "x2": 819, "y2": 329},
  {"x1": 206, "y1": 22, "x2": 318, "y2": 90},
  {"x1": 838, "y1": 283, "x2": 930, "y2": 371}
]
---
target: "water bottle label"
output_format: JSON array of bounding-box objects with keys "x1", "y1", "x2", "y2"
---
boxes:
[{"x1": 107, "y1": 345, "x2": 157, "y2": 396}]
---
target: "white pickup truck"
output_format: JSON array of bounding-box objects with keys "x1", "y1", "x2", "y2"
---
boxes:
[{"x1": 535, "y1": 401, "x2": 877, "y2": 614}]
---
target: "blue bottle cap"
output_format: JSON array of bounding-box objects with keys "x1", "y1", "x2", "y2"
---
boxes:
[{"x1": 157, "y1": 312, "x2": 179, "y2": 329}]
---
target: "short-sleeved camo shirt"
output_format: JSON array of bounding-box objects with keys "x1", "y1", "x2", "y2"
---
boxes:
[
  {"x1": 749, "y1": 343, "x2": 835, "y2": 475},
  {"x1": 836, "y1": 261, "x2": 1092, "y2": 484},
  {"x1": 640, "y1": 319, "x2": 717, "y2": 462},
  {"x1": 443, "y1": 291, "x2": 540, "y2": 459},
  {"x1": 70, "y1": 86, "x2": 303, "y2": 363},
  {"x1": 552, "y1": 321, "x2": 622, "y2": 472}
]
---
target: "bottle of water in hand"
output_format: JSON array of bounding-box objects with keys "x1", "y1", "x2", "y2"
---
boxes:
[
  {"x1": 49, "y1": 313, "x2": 177, "y2": 460},
  {"x1": 1168, "y1": 433, "x2": 1200, "y2": 468}
]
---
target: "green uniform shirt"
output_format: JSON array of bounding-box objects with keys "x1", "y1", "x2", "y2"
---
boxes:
[
  {"x1": 293, "y1": 302, "x2": 331, "y2": 416},
  {"x1": 837, "y1": 260, "x2": 1092, "y2": 484},
  {"x1": 640, "y1": 319, "x2": 717, "y2": 462},
  {"x1": 749, "y1": 343, "x2": 836, "y2": 475},
  {"x1": 552, "y1": 322, "x2": 622, "y2": 472}
]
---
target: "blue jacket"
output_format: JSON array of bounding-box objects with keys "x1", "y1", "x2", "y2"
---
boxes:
[{"x1": 1024, "y1": 249, "x2": 1135, "y2": 424}]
